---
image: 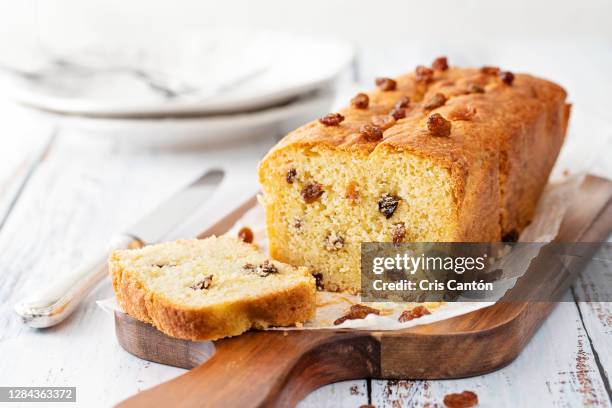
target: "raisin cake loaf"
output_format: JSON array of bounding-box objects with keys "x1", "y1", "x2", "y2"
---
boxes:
[
  {"x1": 258, "y1": 57, "x2": 570, "y2": 293},
  {"x1": 110, "y1": 236, "x2": 316, "y2": 340}
]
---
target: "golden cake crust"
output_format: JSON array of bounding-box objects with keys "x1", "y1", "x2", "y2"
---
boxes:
[{"x1": 260, "y1": 65, "x2": 569, "y2": 240}]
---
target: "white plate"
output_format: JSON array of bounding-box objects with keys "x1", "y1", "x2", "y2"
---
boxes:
[
  {"x1": 1, "y1": 29, "x2": 354, "y2": 118},
  {"x1": 23, "y1": 88, "x2": 336, "y2": 148}
]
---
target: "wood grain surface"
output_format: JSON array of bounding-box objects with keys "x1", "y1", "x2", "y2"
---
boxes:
[{"x1": 114, "y1": 175, "x2": 611, "y2": 408}]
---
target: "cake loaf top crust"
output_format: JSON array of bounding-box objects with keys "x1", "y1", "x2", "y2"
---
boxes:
[
  {"x1": 256, "y1": 59, "x2": 569, "y2": 291},
  {"x1": 261, "y1": 61, "x2": 568, "y2": 169}
]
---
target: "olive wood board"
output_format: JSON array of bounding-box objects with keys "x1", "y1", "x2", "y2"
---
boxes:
[{"x1": 114, "y1": 175, "x2": 612, "y2": 408}]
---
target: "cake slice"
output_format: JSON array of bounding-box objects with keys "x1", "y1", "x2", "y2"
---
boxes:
[
  {"x1": 109, "y1": 236, "x2": 316, "y2": 340},
  {"x1": 258, "y1": 58, "x2": 569, "y2": 293}
]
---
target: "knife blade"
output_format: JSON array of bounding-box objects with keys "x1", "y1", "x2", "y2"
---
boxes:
[
  {"x1": 14, "y1": 168, "x2": 225, "y2": 328},
  {"x1": 124, "y1": 168, "x2": 224, "y2": 244}
]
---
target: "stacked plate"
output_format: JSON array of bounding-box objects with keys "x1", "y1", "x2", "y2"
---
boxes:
[{"x1": 0, "y1": 29, "x2": 354, "y2": 147}]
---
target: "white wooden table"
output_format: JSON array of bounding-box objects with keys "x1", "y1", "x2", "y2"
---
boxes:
[{"x1": 0, "y1": 43, "x2": 611, "y2": 407}]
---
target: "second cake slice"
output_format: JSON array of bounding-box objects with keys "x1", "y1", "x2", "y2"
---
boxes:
[{"x1": 110, "y1": 236, "x2": 316, "y2": 340}]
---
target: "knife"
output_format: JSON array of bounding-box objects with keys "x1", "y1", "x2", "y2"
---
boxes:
[{"x1": 14, "y1": 168, "x2": 225, "y2": 328}]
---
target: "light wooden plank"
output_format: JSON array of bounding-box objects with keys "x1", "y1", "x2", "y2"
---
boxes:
[{"x1": 371, "y1": 292, "x2": 612, "y2": 407}]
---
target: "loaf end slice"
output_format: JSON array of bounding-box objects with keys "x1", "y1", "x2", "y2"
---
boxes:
[{"x1": 109, "y1": 236, "x2": 316, "y2": 341}]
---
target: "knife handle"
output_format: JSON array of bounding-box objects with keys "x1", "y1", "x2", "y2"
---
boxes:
[{"x1": 14, "y1": 234, "x2": 142, "y2": 328}]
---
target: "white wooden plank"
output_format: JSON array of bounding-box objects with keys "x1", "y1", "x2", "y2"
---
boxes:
[
  {"x1": 0, "y1": 101, "x2": 54, "y2": 226},
  {"x1": 371, "y1": 292, "x2": 611, "y2": 407},
  {"x1": 0, "y1": 131, "x2": 274, "y2": 407},
  {"x1": 572, "y1": 237, "x2": 612, "y2": 395},
  {"x1": 298, "y1": 380, "x2": 369, "y2": 408}
]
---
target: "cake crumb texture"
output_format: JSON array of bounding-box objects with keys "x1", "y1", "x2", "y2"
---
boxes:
[{"x1": 110, "y1": 236, "x2": 316, "y2": 340}]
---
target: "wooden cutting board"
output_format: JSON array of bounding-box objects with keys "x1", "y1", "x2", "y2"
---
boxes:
[{"x1": 114, "y1": 175, "x2": 612, "y2": 408}]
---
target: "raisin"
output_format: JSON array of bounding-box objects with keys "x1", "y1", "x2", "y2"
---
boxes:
[
  {"x1": 286, "y1": 168, "x2": 297, "y2": 184},
  {"x1": 502, "y1": 230, "x2": 519, "y2": 242},
  {"x1": 432, "y1": 56, "x2": 449, "y2": 71},
  {"x1": 292, "y1": 217, "x2": 302, "y2": 230},
  {"x1": 415, "y1": 65, "x2": 434, "y2": 83},
  {"x1": 378, "y1": 193, "x2": 401, "y2": 219},
  {"x1": 237, "y1": 226, "x2": 254, "y2": 243},
  {"x1": 244, "y1": 260, "x2": 278, "y2": 277},
  {"x1": 154, "y1": 262, "x2": 176, "y2": 268},
  {"x1": 312, "y1": 272, "x2": 324, "y2": 290},
  {"x1": 345, "y1": 181, "x2": 360, "y2": 203},
  {"x1": 319, "y1": 113, "x2": 344, "y2": 126},
  {"x1": 427, "y1": 113, "x2": 452, "y2": 137},
  {"x1": 467, "y1": 83, "x2": 485, "y2": 94},
  {"x1": 499, "y1": 70, "x2": 515, "y2": 85},
  {"x1": 443, "y1": 391, "x2": 479, "y2": 408},
  {"x1": 423, "y1": 92, "x2": 447, "y2": 110},
  {"x1": 398, "y1": 305, "x2": 431, "y2": 322},
  {"x1": 351, "y1": 93, "x2": 369, "y2": 109},
  {"x1": 190, "y1": 275, "x2": 213, "y2": 290},
  {"x1": 390, "y1": 107, "x2": 406, "y2": 120},
  {"x1": 256, "y1": 260, "x2": 278, "y2": 277},
  {"x1": 481, "y1": 66, "x2": 500, "y2": 75},
  {"x1": 371, "y1": 115, "x2": 396, "y2": 130},
  {"x1": 324, "y1": 232, "x2": 344, "y2": 251},
  {"x1": 360, "y1": 124, "x2": 383, "y2": 142},
  {"x1": 375, "y1": 77, "x2": 397, "y2": 91},
  {"x1": 334, "y1": 304, "x2": 380, "y2": 325},
  {"x1": 391, "y1": 222, "x2": 406, "y2": 243},
  {"x1": 128, "y1": 238, "x2": 145, "y2": 249},
  {"x1": 448, "y1": 105, "x2": 477, "y2": 121},
  {"x1": 301, "y1": 183, "x2": 324, "y2": 203},
  {"x1": 394, "y1": 96, "x2": 410, "y2": 109}
]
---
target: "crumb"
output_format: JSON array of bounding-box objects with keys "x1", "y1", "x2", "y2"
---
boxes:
[
  {"x1": 316, "y1": 295, "x2": 356, "y2": 308},
  {"x1": 377, "y1": 308, "x2": 395, "y2": 316}
]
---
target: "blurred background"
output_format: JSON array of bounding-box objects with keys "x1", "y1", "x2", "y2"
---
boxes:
[
  {"x1": 3, "y1": 0, "x2": 611, "y2": 50},
  {"x1": 2, "y1": 1, "x2": 612, "y2": 108}
]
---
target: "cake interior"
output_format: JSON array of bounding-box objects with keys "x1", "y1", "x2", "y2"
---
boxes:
[
  {"x1": 112, "y1": 237, "x2": 313, "y2": 307},
  {"x1": 259, "y1": 144, "x2": 458, "y2": 292}
]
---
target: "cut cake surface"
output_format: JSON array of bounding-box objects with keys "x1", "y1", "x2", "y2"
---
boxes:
[{"x1": 110, "y1": 236, "x2": 316, "y2": 340}]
